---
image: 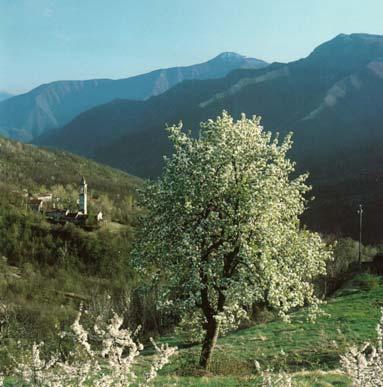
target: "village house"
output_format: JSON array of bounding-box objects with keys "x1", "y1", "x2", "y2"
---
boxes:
[
  {"x1": 28, "y1": 197, "x2": 45, "y2": 212},
  {"x1": 28, "y1": 177, "x2": 103, "y2": 226},
  {"x1": 27, "y1": 191, "x2": 53, "y2": 212}
]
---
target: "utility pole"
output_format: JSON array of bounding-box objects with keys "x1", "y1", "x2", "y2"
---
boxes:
[{"x1": 357, "y1": 204, "x2": 363, "y2": 266}]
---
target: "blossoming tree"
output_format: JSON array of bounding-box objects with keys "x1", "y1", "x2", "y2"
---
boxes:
[
  {"x1": 12, "y1": 307, "x2": 176, "y2": 386},
  {"x1": 134, "y1": 112, "x2": 332, "y2": 369}
]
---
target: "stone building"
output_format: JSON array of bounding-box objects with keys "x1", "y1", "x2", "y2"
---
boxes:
[
  {"x1": 27, "y1": 192, "x2": 52, "y2": 212},
  {"x1": 29, "y1": 177, "x2": 103, "y2": 226}
]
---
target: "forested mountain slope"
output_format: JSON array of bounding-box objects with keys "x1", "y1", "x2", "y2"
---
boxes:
[
  {"x1": 0, "y1": 136, "x2": 142, "y2": 224},
  {"x1": 36, "y1": 33, "x2": 383, "y2": 242}
]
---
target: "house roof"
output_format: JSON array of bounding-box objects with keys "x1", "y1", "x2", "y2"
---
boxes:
[
  {"x1": 28, "y1": 198, "x2": 43, "y2": 205},
  {"x1": 37, "y1": 193, "x2": 52, "y2": 199},
  {"x1": 65, "y1": 212, "x2": 87, "y2": 219}
]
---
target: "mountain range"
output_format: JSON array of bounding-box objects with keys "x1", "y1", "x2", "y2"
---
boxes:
[
  {"x1": 0, "y1": 92, "x2": 14, "y2": 102},
  {"x1": 33, "y1": 33, "x2": 383, "y2": 242},
  {"x1": 0, "y1": 53, "x2": 267, "y2": 142}
]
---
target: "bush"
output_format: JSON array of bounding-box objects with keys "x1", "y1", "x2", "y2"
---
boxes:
[
  {"x1": 3, "y1": 307, "x2": 177, "y2": 386},
  {"x1": 252, "y1": 307, "x2": 275, "y2": 325},
  {"x1": 341, "y1": 307, "x2": 383, "y2": 386},
  {"x1": 318, "y1": 237, "x2": 380, "y2": 297},
  {"x1": 353, "y1": 273, "x2": 380, "y2": 291}
]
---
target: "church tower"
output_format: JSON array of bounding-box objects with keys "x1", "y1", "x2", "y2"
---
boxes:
[{"x1": 79, "y1": 176, "x2": 88, "y2": 215}]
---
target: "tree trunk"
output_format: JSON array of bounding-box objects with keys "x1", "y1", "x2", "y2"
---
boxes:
[{"x1": 199, "y1": 317, "x2": 220, "y2": 369}]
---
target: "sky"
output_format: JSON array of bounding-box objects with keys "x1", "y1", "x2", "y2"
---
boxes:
[{"x1": 1, "y1": 0, "x2": 383, "y2": 94}]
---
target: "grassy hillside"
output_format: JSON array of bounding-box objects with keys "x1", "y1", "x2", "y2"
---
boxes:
[
  {"x1": 2, "y1": 270, "x2": 381, "y2": 385},
  {"x1": 1, "y1": 136, "x2": 382, "y2": 386},
  {"x1": 0, "y1": 136, "x2": 142, "y2": 224},
  {"x1": 0, "y1": 137, "x2": 153, "y2": 371},
  {"x1": 153, "y1": 276, "x2": 383, "y2": 386},
  {"x1": 0, "y1": 136, "x2": 141, "y2": 197}
]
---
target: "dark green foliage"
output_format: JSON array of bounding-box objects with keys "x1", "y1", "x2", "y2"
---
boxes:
[
  {"x1": 0, "y1": 189, "x2": 134, "y2": 277},
  {"x1": 0, "y1": 136, "x2": 141, "y2": 225},
  {"x1": 314, "y1": 236, "x2": 380, "y2": 297},
  {"x1": 353, "y1": 273, "x2": 380, "y2": 291},
  {"x1": 0, "y1": 138, "x2": 171, "y2": 374}
]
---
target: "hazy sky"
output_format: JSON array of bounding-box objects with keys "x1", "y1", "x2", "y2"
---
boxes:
[{"x1": 1, "y1": 0, "x2": 383, "y2": 94}]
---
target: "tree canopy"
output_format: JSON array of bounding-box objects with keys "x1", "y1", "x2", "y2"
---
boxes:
[{"x1": 134, "y1": 112, "x2": 332, "y2": 368}]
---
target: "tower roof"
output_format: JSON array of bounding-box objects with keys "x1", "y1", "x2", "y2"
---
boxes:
[{"x1": 80, "y1": 176, "x2": 87, "y2": 185}]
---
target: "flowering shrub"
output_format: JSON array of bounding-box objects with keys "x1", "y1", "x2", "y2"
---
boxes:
[
  {"x1": 0, "y1": 301, "x2": 9, "y2": 386},
  {"x1": 254, "y1": 356, "x2": 292, "y2": 386},
  {"x1": 340, "y1": 308, "x2": 383, "y2": 386},
  {"x1": 261, "y1": 370, "x2": 292, "y2": 387},
  {"x1": 6, "y1": 306, "x2": 177, "y2": 386},
  {"x1": 16, "y1": 342, "x2": 59, "y2": 385}
]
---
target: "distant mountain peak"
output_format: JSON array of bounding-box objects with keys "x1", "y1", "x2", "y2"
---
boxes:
[
  {"x1": 213, "y1": 52, "x2": 244, "y2": 60},
  {"x1": 306, "y1": 33, "x2": 383, "y2": 70},
  {"x1": 210, "y1": 52, "x2": 268, "y2": 69},
  {"x1": 316, "y1": 32, "x2": 383, "y2": 47},
  {"x1": 342, "y1": 32, "x2": 383, "y2": 39}
]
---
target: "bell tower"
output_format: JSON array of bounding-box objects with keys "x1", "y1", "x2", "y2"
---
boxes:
[{"x1": 79, "y1": 176, "x2": 88, "y2": 215}]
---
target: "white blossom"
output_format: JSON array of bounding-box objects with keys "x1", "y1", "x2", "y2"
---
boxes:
[
  {"x1": 144, "y1": 338, "x2": 178, "y2": 384},
  {"x1": 261, "y1": 370, "x2": 292, "y2": 387},
  {"x1": 12, "y1": 306, "x2": 177, "y2": 386},
  {"x1": 134, "y1": 111, "x2": 332, "y2": 367},
  {"x1": 340, "y1": 308, "x2": 383, "y2": 386}
]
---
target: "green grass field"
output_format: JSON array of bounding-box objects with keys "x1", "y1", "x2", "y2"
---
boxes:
[
  {"x1": 3, "y1": 276, "x2": 381, "y2": 386},
  {"x1": 152, "y1": 277, "x2": 383, "y2": 386}
]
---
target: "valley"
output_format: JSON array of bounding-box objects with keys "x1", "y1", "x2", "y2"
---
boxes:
[
  {"x1": 2, "y1": 7, "x2": 383, "y2": 383},
  {"x1": 29, "y1": 33, "x2": 383, "y2": 243}
]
